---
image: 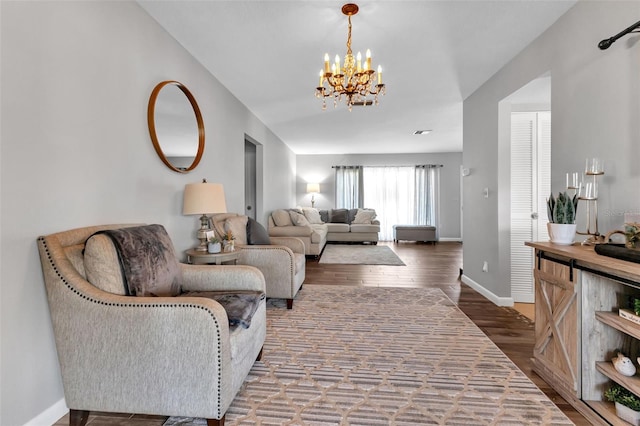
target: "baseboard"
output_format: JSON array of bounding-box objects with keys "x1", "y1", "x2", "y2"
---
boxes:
[
  {"x1": 438, "y1": 237, "x2": 462, "y2": 242},
  {"x1": 461, "y1": 274, "x2": 514, "y2": 307},
  {"x1": 24, "y1": 398, "x2": 67, "y2": 426}
]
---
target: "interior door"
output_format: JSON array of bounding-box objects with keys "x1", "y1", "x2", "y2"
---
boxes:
[
  {"x1": 511, "y1": 111, "x2": 551, "y2": 303},
  {"x1": 244, "y1": 139, "x2": 257, "y2": 220}
]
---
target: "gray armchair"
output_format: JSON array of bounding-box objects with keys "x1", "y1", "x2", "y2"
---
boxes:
[
  {"x1": 211, "y1": 213, "x2": 306, "y2": 309},
  {"x1": 37, "y1": 224, "x2": 266, "y2": 426}
]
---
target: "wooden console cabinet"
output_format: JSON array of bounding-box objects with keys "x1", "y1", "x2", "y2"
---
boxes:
[{"x1": 526, "y1": 242, "x2": 640, "y2": 425}]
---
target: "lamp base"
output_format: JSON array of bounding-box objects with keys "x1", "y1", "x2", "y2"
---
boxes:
[{"x1": 194, "y1": 214, "x2": 211, "y2": 252}]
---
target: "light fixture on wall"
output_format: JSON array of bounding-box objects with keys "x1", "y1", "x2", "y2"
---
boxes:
[
  {"x1": 315, "y1": 3, "x2": 385, "y2": 111},
  {"x1": 183, "y1": 179, "x2": 227, "y2": 251},
  {"x1": 306, "y1": 183, "x2": 320, "y2": 208}
]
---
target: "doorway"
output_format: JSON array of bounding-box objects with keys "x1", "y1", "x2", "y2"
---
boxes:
[
  {"x1": 503, "y1": 75, "x2": 551, "y2": 305},
  {"x1": 244, "y1": 138, "x2": 257, "y2": 220}
]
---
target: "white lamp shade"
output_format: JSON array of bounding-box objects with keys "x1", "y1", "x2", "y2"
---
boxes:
[
  {"x1": 306, "y1": 183, "x2": 320, "y2": 194},
  {"x1": 183, "y1": 182, "x2": 227, "y2": 215}
]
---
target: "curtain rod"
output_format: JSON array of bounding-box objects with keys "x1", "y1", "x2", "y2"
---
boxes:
[{"x1": 332, "y1": 164, "x2": 443, "y2": 168}]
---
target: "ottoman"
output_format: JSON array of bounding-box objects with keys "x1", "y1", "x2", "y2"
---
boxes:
[{"x1": 393, "y1": 225, "x2": 437, "y2": 243}]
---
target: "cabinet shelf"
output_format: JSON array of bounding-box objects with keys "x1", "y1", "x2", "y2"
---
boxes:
[
  {"x1": 596, "y1": 362, "x2": 640, "y2": 398},
  {"x1": 584, "y1": 401, "x2": 632, "y2": 426},
  {"x1": 596, "y1": 311, "x2": 640, "y2": 341}
]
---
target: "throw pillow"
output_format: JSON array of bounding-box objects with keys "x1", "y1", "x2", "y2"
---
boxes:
[
  {"x1": 348, "y1": 208, "x2": 359, "y2": 224},
  {"x1": 224, "y1": 215, "x2": 249, "y2": 245},
  {"x1": 289, "y1": 210, "x2": 310, "y2": 226},
  {"x1": 330, "y1": 208, "x2": 349, "y2": 223},
  {"x1": 353, "y1": 209, "x2": 377, "y2": 224},
  {"x1": 272, "y1": 209, "x2": 293, "y2": 227},
  {"x1": 84, "y1": 234, "x2": 126, "y2": 295},
  {"x1": 302, "y1": 207, "x2": 324, "y2": 224},
  {"x1": 319, "y1": 210, "x2": 329, "y2": 223},
  {"x1": 246, "y1": 217, "x2": 271, "y2": 245}
]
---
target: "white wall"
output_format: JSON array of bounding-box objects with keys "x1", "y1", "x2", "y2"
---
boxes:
[
  {"x1": 462, "y1": 1, "x2": 640, "y2": 303},
  {"x1": 296, "y1": 153, "x2": 462, "y2": 240},
  {"x1": 0, "y1": 2, "x2": 296, "y2": 425}
]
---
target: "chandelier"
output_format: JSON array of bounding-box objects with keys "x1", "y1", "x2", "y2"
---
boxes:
[{"x1": 315, "y1": 3, "x2": 385, "y2": 111}]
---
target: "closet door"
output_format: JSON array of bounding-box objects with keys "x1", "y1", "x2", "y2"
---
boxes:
[{"x1": 511, "y1": 111, "x2": 550, "y2": 303}]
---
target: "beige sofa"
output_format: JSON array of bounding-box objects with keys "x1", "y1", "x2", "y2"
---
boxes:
[
  {"x1": 37, "y1": 224, "x2": 266, "y2": 426},
  {"x1": 268, "y1": 208, "x2": 380, "y2": 255}
]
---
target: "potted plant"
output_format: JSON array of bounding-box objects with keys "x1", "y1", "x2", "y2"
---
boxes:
[
  {"x1": 207, "y1": 237, "x2": 221, "y2": 254},
  {"x1": 222, "y1": 231, "x2": 235, "y2": 252},
  {"x1": 546, "y1": 191, "x2": 578, "y2": 245},
  {"x1": 605, "y1": 382, "x2": 640, "y2": 425}
]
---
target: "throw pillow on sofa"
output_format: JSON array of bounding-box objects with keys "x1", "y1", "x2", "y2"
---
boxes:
[
  {"x1": 330, "y1": 208, "x2": 349, "y2": 223},
  {"x1": 302, "y1": 207, "x2": 324, "y2": 224},
  {"x1": 272, "y1": 209, "x2": 293, "y2": 227},
  {"x1": 353, "y1": 209, "x2": 377, "y2": 224},
  {"x1": 289, "y1": 210, "x2": 310, "y2": 226}
]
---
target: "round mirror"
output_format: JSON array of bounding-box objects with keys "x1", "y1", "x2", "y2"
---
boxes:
[{"x1": 147, "y1": 81, "x2": 204, "y2": 173}]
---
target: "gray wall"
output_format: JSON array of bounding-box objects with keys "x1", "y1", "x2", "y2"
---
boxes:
[
  {"x1": 0, "y1": 2, "x2": 296, "y2": 425},
  {"x1": 296, "y1": 153, "x2": 462, "y2": 240},
  {"x1": 462, "y1": 1, "x2": 640, "y2": 303}
]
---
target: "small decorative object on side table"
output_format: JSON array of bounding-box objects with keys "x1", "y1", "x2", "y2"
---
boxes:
[{"x1": 185, "y1": 249, "x2": 240, "y2": 265}]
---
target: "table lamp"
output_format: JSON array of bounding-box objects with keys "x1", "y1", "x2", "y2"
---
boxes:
[
  {"x1": 306, "y1": 183, "x2": 320, "y2": 208},
  {"x1": 183, "y1": 179, "x2": 227, "y2": 251}
]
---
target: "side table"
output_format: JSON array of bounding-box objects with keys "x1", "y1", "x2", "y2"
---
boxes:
[{"x1": 184, "y1": 249, "x2": 240, "y2": 265}]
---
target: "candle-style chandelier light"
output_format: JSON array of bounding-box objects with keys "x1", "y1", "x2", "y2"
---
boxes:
[{"x1": 315, "y1": 3, "x2": 385, "y2": 111}]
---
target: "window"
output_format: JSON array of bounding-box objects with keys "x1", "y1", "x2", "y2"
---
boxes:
[{"x1": 335, "y1": 165, "x2": 440, "y2": 241}]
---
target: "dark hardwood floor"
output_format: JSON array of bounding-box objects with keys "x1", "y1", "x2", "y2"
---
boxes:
[{"x1": 54, "y1": 241, "x2": 590, "y2": 425}]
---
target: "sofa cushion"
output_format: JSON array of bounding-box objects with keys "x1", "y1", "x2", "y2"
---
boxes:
[
  {"x1": 246, "y1": 217, "x2": 271, "y2": 245},
  {"x1": 350, "y1": 223, "x2": 381, "y2": 233},
  {"x1": 272, "y1": 209, "x2": 293, "y2": 227},
  {"x1": 326, "y1": 223, "x2": 350, "y2": 233},
  {"x1": 84, "y1": 224, "x2": 182, "y2": 297},
  {"x1": 302, "y1": 207, "x2": 324, "y2": 224},
  {"x1": 310, "y1": 224, "x2": 328, "y2": 243},
  {"x1": 289, "y1": 210, "x2": 310, "y2": 226},
  {"x1": 330, "y1": 209, "x2": 349, "y2": 223},
  {"x1": 353, "y1": 209, "x2": 377, "y2": 224},
  {"x1": 224, "y1": 215, "x2": 248, "y2": 245}
]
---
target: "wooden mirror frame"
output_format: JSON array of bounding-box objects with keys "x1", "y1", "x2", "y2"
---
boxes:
[{"x1": 147, "y1": 80, "x2": 205, "y2": 173}]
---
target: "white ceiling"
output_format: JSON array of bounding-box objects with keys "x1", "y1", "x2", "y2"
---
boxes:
[{"x1": 138, "y1": 1, "x2": 575, "y2": 155}]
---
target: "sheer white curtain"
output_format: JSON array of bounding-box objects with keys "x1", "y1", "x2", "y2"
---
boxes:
[
  {"x1": 363, "y1": 167, "x2": 416, "y2": 241},
  {"x1": 362, "y1": 166, "x2": 440, "y2": 241},
  {"x1": 334, "y1": 166, "x2": 363, "y2": 209},
  {"x1": 415, "y1": 165, "x2": 440, "y2": 237}
]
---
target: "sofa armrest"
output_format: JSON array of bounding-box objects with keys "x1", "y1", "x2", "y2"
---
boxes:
[
  {"x1": 269, "y1": 237, "x2": 305, "y2": 254},
  {"x1": 372, "y1": 219, "x2": 381, "y2": 225},
  {"x1": 268, "y1": 225, "x2": 312, "y2": 238},
  {"x1": 236, "y1": 245, "x2": 297, "y2": 296},
  {"x1": 180, "y1": 264, "x2": 266, "y2": 293}
]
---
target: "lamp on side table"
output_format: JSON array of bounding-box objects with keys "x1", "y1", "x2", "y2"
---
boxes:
[{"x1": 183, "y1": 179, "x2": 227, "y2": 252}]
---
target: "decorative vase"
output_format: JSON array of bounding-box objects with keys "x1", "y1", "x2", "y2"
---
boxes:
[
  {"x1": 615, "y1": 402, "x2": 640, "y2": 426},
  {"x1": 547, "y1": 223, "x2": 577, "y2": 245},
  {"x1": 207, "y1": 242, "x2": 221, "y2": 254},
  {"x1": 223, "y1": 240, "x2": 235, "y2": 252}
]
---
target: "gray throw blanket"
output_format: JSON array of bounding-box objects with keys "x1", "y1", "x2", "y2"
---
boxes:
[
  {"x1": 89, "y1": 225, "x2": 182, "y2": 297},
  {"x1": 180, "y1": 291, "x2": 265, "y2": 329}
]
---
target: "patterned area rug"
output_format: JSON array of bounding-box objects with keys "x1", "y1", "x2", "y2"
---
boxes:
[
  {"x1": 319, "y1": 244, "x2": 405, "y2": 265},
  {"x1": 165, "y1": 286, "x2": 572, "y2": 425}
]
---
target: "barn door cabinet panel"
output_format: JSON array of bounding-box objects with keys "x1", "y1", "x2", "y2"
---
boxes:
[{"x1": 526, "y1": 242, "x2": 640, "y2": 425}]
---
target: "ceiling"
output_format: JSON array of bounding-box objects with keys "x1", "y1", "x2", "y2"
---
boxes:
[{"x1": 138, "y1": 1, "x2": 575, "y2": 155}]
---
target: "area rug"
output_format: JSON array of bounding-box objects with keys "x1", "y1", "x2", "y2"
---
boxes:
[
  {"x1": 164, "y1": 286, "x2": 571, "y2": 425},
  {"x1": 319, "y1": 244, "x2": 405, "y2": 265}
]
